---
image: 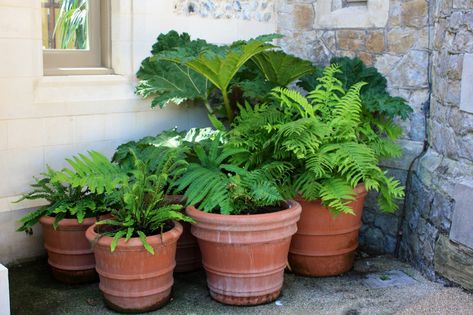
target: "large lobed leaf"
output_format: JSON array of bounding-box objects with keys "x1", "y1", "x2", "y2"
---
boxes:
[{"x1": 251, "y1": 51, "x2": 315, "y2": 86}]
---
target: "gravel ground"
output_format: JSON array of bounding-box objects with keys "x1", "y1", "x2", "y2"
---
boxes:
[
  {"x1": 8, "y1": 256, "x2": 473, "y2": 315},
  {"x1": 397, "y1": 288, "x2": 473, "y2": 315}
]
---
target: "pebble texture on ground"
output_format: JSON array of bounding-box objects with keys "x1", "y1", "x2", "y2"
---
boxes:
[{"x1": 9, "y1": 256, "x2": 472, "y2": 315}]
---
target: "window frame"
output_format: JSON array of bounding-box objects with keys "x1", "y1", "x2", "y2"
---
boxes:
[{"x1": 42, "y1": 0, "x2": 112, "y2": 76}]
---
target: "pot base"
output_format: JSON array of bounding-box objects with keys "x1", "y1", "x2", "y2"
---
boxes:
[
  {"x1": 289, "y1": 252, "x2": 356, "y2": 277},
  {"x1": 210, "y1": 289, "x2": 281, "y2": 306},
  {"x1": 104, "y1": 293, "x2": 171, "y2": 314},
  {"x1": 50, "y1": 266, "x2": 98, "y2": 284}
]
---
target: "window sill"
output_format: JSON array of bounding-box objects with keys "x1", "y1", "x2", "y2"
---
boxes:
[
  {"x1": 43, "y1": 67, "x2": 114, "y2": 76},
  {"x1": 34, "y1": 74, "x2": 136, "y2": 104}
]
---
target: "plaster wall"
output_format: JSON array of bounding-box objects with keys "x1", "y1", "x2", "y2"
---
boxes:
[{"x1": 0, "y1": 0, "x2": 277, "y2": 264}]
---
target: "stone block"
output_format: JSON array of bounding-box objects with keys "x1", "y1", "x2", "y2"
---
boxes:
[
  {"x1": 390, "y1": 50, "x2": 429, "y2": 88},
  {"x1": 450, "y1": 182, "x2": 473, "y2": 249},
  {"x1": 365, "y1": 30, "x2": 385, "y2": 53},
  {"x1": 401, "y1": 0, "x2": 428, "y2": 28},
  {"x1": 337, "y1": 30, "x2": 365, "y2": 50},
  {"x1": 358, "y1": 52, "x2": 374, "y2": 65},
  {"x1": 435, "y1": 234, "x2": 473, "y2": 290},
  {"x1": 292, "y1": 4, "x2": 314, "y2": 30},
  {"x1": 0, "y1": 264, "x2": 9, "y2": 315},
  {"x1": 387, "y1": 27, "x2": 416, "y2": 54},
  {"x1": 452, "y1": 0, "x2": 473, "y2": 9},
  {"x1": 460, "y1": 54, "x2": 473, "y2": 113},
  {"x1": 363, "y1": 270, "x2": 417, "y2": 288}
]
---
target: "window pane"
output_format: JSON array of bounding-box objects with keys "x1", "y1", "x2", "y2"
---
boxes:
[{"x1": 41, "y1": 0, "x2": 89, "y2": 50}]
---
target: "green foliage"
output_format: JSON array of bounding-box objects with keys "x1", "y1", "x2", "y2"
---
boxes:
[
  {"x1": 174, "y1": 133, "x2": 285, "y2": 214},
  {"x1": 135, "y1": 57, "x2": 210, "y2": 108},
  {"x1": 230, "y1": 65, "x2": 405, "y2": 214},
  {"x1": 136, "y1": 31, "x2": 315, "y2": 123},
  {"x1": 162, "y1": 35, "x2": 277, "y2": 122},
  {"x1": 54, "y1": 0, "x2": 88, "y2": 49},
  {"x1": 298, "y1": 57, "x2": 413, "y2": 120},
  {"x1": 251, "y1": 51, "x2": 315, "y2": 86},
  {"x1": 16, "y1": 166, "x2": 104, "y2": 232},
  {"x1": 112, "y1": 128, "x2": 188, "y2": 173},
  {"x1": 55, "y1": 150, "x2": 193, "y2": 254},
  {"x1": 136, "y1": 31, "x2": 214, "y2": 109}
]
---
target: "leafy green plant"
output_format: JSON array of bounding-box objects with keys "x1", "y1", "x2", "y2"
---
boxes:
[
  {"x1": 298, "y1": 57, "x2": 413, "y2": 120},
  {"x1": 230, "y1": 65, "x2": 405, "y2": 214},
  {"x1": 136, "y1": 31, "x2": 315, "y2": 123},
  {"x1": 54, "y1": 0, "x2": 88, "y2": 49},
  {"x1": 16, "y1": 166, "x2": 104, "y2": 232},
  {"x1": 173, "y1": 132, "x2": 287, "y2": 215},
  {"x1": 55, "y1": 150, "x2": 193, "y2": 254}
]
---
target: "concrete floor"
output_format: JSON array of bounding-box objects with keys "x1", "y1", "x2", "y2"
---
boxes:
[{"x1": 9, "y1": 256, "x2": 473, "y2": 315}]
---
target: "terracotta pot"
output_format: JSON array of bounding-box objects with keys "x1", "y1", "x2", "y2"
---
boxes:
[
  {"x1": 165, "y1": 195, "x2": 201, "y2": 272},
  {"x1": 39, "y1": 215, "x2": 98, "y2": 284},
  {"x1": 86, "y1": 222, "x2": 183, "y2": 313},
  {"x1": 186, "y1": 201, "x2": 302, "y2": 306},
  {"x1": 288, "y1": 184, "x2": 367, "y2": 277}
]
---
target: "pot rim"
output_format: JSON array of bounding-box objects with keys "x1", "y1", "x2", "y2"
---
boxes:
[
  {"x1": 40, "y1": 215, "x2": 97, "y2": 227},
  {"x1": 85, "y1": 220, "x2": 183, "y2": 249},
  {"x1": 186, "y1": 200, "x2": 301, "y2": 225},
  {"x1": 295, "y1": 183, "x2": 367, "y2": 202}
]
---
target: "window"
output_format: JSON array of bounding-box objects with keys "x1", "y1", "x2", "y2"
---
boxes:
[
  {"x1": 41, "y1": 0, "x2": 111, "y2": 75},
  {"x1": 314, "y1": 0, "x2": 389, "y2": 29},
  {"x1": 343, "y1": 0, "x2": 368, "y2": 7}
]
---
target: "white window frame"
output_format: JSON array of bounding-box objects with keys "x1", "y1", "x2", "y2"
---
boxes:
[
  {"x1": 42, "y1": 0, "x2": 112, "y2": 76},
  {"x1": 314, "y1": 0, "x2": 389, "y2": 29}
]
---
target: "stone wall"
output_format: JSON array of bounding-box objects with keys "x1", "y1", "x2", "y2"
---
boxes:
[
  {"x1": 276, "y1": 0, "x2": 428, "y2": 255},
  {"x1": 399, "y1": 0, "x2": 473, "y2": 289},
  {"x1": 174, "y1": 0, "x2": 275, "y2": 21}
]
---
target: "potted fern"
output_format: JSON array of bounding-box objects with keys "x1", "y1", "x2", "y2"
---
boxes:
[
  {"x1": 56, "y1": 150, "x2": 193, "y2": 312},
  {"x1": 16, "y1": 166, "x2": 106, "y2": 283},
  {"x1": 175, "y1": 132, "x2": 301, "y2": 305},
  {"x1": 229, "y1": 64, "x2": 406, "y2": 277},
  {"x1": 111, "y1": 128, "x2": 217, "y2": 273}
]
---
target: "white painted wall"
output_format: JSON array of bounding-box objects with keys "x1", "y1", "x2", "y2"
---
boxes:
[
  {"x1": 0, "y1": 0, "x2": 277, "y2": 264},
  {"x1": 0, "y1": 265, "x2": 8, "y2": 315}
]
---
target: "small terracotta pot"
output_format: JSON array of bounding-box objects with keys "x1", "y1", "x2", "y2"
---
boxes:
[
  {"x1": 86, "y1": 222, "x2": 183, "y2": 313},
  {"x1": 288, "y1": 184, "x2": 367, "y2": 277},
  {"x1": 186, "y1": 201, "x2": 302, "y2": 306},
  {"x1": 165, "y1": 195, "x2": 201, "y2": 272},
  {"x1": 40, "y1": 215, "x2": 98, "y2": 284}
]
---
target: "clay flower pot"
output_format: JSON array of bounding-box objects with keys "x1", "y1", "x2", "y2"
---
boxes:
[
  {"x1": 288, "y1": 184, "x2": 367, "y2": 277},
  {"x1": 186, "y1": 201, "x2": 302, "y2": 306},
  {"x1": 165, "y1": 195, "x2": 201, "y2": 272},
  {"x1": 85, "y1": 221, "x2": 183, "y2": 313},
  {"x1": 39, "y1": 215, "x2": 98, "y2": 284}
]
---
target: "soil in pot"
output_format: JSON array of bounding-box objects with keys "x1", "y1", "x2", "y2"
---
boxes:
[
  {"x1": 164, "y1": 195, "x2": 201, "y2": 273},
  {"x1": 86, "y1": 222, "x2": 183, "y2": 313},
  {"x1": 186, "y1": 201, "x2": 302, "y2": 306},
  {"x1": 40, "y1": 215, "x2": 98, "y2": 284},
  {"x1": 288, "y1": 184, "x2": 367, "y2": 277}
]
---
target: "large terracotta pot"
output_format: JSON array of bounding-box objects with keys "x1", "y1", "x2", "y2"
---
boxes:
[
  {"x1": 39, "y1": 215, "x2": 97, "y2": 284},
  {"x1": 288, "y1": 184, "x2": 367, "y2": 277},
  {"x1": 86, "y1": 222, "x2": 183, "y2": 313},
  {"x1": 186, "y1": 201, "x2": 302, "y2": 306},
  {"x1": 165, "y1": 195, "x2": 201, "y2": 272}
]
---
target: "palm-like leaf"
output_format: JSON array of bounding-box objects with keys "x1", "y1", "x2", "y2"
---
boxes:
[
  {"x1": 252, "y1": 51, "x2": 315, "y2": 86},
  {"x1": 54, "y1": 0, "x2": 88, "y2": 49}
]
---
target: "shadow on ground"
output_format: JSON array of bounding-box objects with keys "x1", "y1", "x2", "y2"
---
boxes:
[{"x1": 8, "y1": 256, "x2": 472, "y2": 315}]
